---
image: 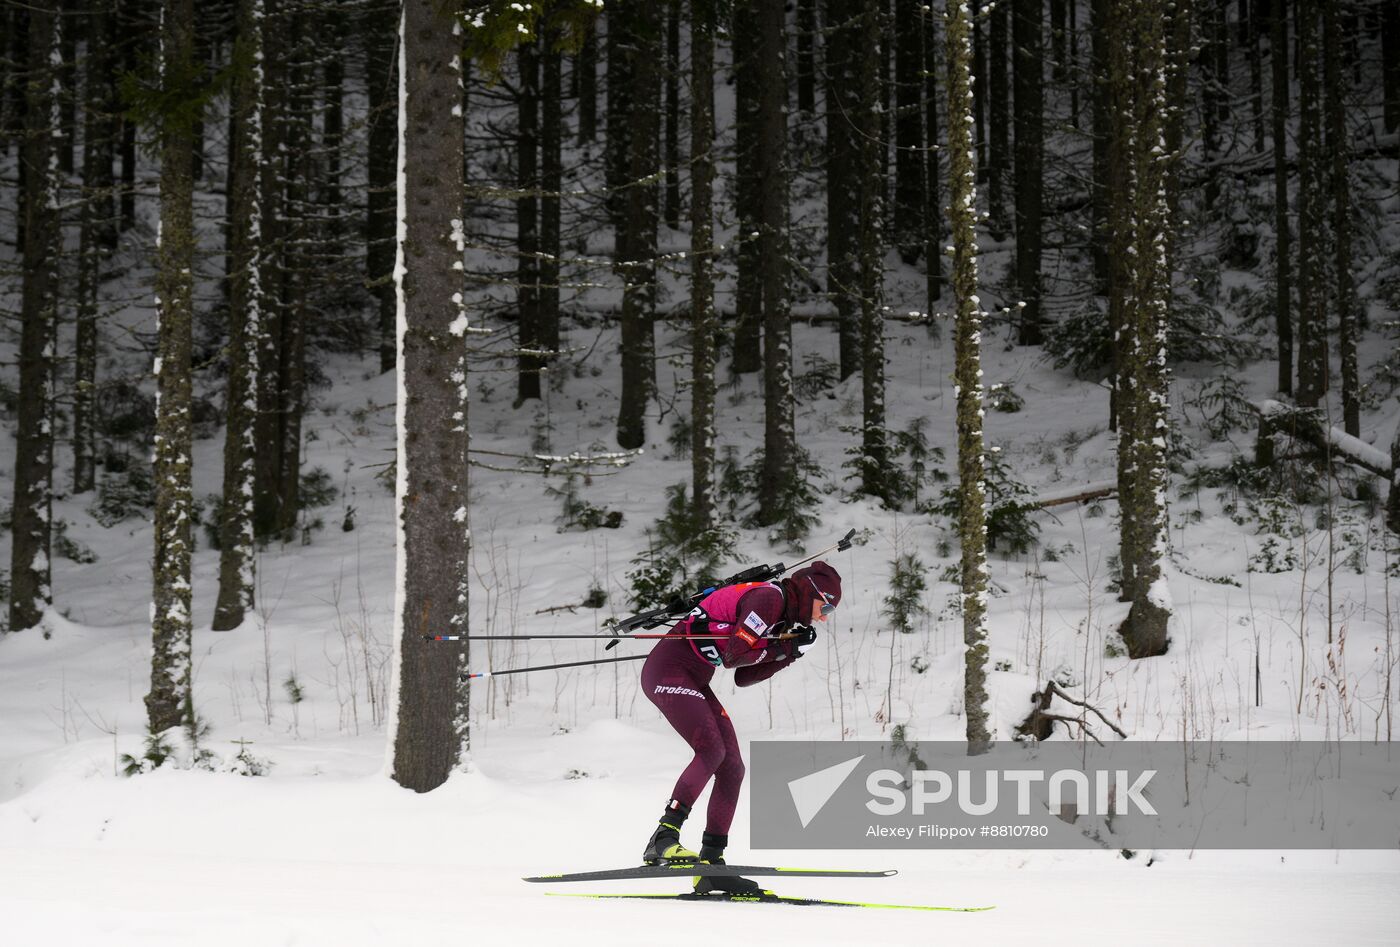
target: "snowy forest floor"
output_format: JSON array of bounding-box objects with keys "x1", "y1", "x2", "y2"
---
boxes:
[{"x1": 2, "y1": 304, "x2": 1399, "y2": 943}]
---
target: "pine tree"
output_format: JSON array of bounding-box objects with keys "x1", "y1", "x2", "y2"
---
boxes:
[
  {"x1": 147, "y1": 0, "x2": 197, "y2": 732},
  {"x1": 9, "y1": 0, "x2": 60, "y2": 634},
  {"x1": 946, "y1": 0, "x2": 992, "y2": 753},
  {"x1": 213, "y1": 0, "x2": 266, "y2": 632},
  {"x1": 390, "y1": 0, "x2": 471, "y2": 793}
]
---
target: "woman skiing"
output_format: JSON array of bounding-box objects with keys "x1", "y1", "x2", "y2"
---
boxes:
[{"x1": 639, "y1": 561, "x2": 842, "y2": 894}]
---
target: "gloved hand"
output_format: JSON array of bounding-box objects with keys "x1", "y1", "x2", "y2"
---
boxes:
[{"x1": 790, "y1": 624, "x2": 818, "y2": 654}]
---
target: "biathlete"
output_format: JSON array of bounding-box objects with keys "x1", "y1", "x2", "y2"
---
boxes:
[{"x1": 639, "y1": 561, "x2": 842, "y2": 894}]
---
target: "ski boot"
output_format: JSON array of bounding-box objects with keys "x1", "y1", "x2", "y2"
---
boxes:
[
  {"x1": 693, "y1": 832, "x2": 763, "y2": 896},
  {"x1": 641, "y1": 800, "x2": 698, "y2": 866}
]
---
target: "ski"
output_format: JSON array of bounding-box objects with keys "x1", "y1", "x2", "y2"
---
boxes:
[
  {"x1": 524, "y1": 864, "x2": 896, "y2": 884},
  {"x1": 544, "y1": 890, "x2": 994, "y2": 912}
]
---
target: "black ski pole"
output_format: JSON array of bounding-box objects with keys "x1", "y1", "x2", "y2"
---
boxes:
[{"x1": 460, "y1": 653, "x2": 648, "y2": 680}]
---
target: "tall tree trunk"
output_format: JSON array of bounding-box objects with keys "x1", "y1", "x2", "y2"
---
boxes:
[
  {"x1": 1271, "y1": 0, "x2": 1292, "y2": 396},
  {"x1": 924, "y1": 4, "x2": 943, "y2": 307},
  {"x1": 987, "y1": 1, "x2": 1009, "y2": 239},
  {"x1": 365, "y1": 0, "x2": 398, "y2": 373},
  {"x1": 1013, "y1": 0, "x2": 1044, "y2": 344},
  {"x1": 604, "y1": 9, "x2": 632, "y2": 231},
  {"x1": 894, "y1": 0, "x2": 925, "y2": 263},
  {"x1": 1383, "y1": 2, "x2": 1400, "y2": 134},
  {"x1": 796, "y1": 0, "x2": 816, "y2": 114},
  {"x1": 757, "y1": 0, "x2": 796, "y2": 519},
  {"x1": 825, "y1": 0, "x2": 860, "y2": 380},
  {"x1": 58, "y1": 0, "x2": 75, "y2": 175},
  {"x1": 1323, "y1": 0, "x2": 1357, "y2": 436},
  {"x1": 540, "y1": 31, "x2": 562, "y2": 378},
  {"x1": 732, "y1": 0, "x2": 762, "y2": 375},
  {"x1": 856, "y1": 1, "x2": 890, "y2": 502},
  {"x1": 1203, "y1": 0, "x2": 1225, "y2": 206},
  {"x1": 691, "y1": 0, "x2": 717, "y2": 529},
  {"x1": 946, "y1": 0, "x2": 991, "y2": 755},
  {"x1": 10, "y1": 0, "x2": 59, "y2": 635},
  {"x1": 1249, "y1": 0, "x2": 1265, "y2": 152},
  {"x1": 576, "y1": 21, "x2": 597, "y2": 144},
  {"x1": 214, "y1": 0, "x2": 265, "y2": 632},
  {"x1": 253, "y1": 0, "x2": 285, "y2": 539},
  {"x1": 118, "y1": 0, "x2": 138, "y2": 233},
  {"x1": 1113, "y1": 0, "x2": 1173, "y2": 659},
  {"x1": 664, "y1": 0, "x2": 681, "y2": 229},
  {"x1": 274, "y1": 8, "x2": 308, "y2": 540},
  {"x1": 74, "y1": 0, "x2": 113, "y2": 496},
  {"x1": 147, "y1": 0, "x2": 196, "y2": 732},
  {"x1": 389, "y1": 0, "x2": 471, "y2": 794},
  {"x1": 616, "y1": 1, "x2": 660, "y2": 449},
  {"x1": 1295, "y1": 0, "x2": 1327, "y2": 407},
  {"x1": 322, "y1": 10, "x2": 345, "y2": 212},
  {"x1": 972, "y1": 0, "x2": 987, "y2": 175},
  {"x1": 517, "y1": 40, "x2": 541, "y2": 403}
]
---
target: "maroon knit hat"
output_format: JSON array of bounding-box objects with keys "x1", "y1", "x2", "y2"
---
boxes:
[{"x1": 792, "y1": 561, "x2": 842, "y2": 611}]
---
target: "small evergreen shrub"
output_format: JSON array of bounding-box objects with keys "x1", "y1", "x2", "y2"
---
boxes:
[
  {"x1": 546, "y1": 473, "x2": 624, "y2": 531},
  {"x1": 88, "y1": 464, "x2": 156, "y2": 527},
  {"x1": 626, "y1": 484, "x2": 736, "y2": 610},
  {"x1": 882, "y1": 552, "x2": 930, "y2": 634}
]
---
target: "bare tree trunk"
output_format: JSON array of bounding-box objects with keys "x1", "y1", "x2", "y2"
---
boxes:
[
  {"x1": 924, "y1": 4, "x2": 943, "y2": 306},
  {"x1": 147, "y1": 0, "x2": 196, "y2": 732},
  {"x1": 856, "y1": 1, "x2": 890, "y2": 503},
  {"x1": 987, "y1": 2, "x2": 1009, "y2": 240},
  {"x1": 1323, "y1": 0, "x2": 1357, "y2": 436},
  {"x1": 796, "y1": 0, "x2": 816, "y2": 114},
  {"x1": 894, "y1": 0, "x2": 925, "y2": 263},
  {"x1": 1113, "y1": 0, "x2": 1173, "y2": 659},
  {"x1": 365, "y1": 0, "x2": 398, "y2": 373},
  {"x1": 540, "y1": 30, "x2": 562, "y2": 375},
  {"x1": 1271, "y1": 0, "x2": 1292, "y2": 396},
  {"x1": 214, "y1": 0, "x2": 265, "y2": 632},
  {"x1": 732, "y1": 0, "x2": 762, "y2": 375},
  {"x1": 389, "y1": 0, "x2": 471, "y2": 793},
  {"x1": 691, "y1": 0, "x2": 717, "y2": 529},
  {"x1": 576, "y1": 21, "x2": 597, "y2": 144},
  {"x1": 1295, "y1": 0, "x2": 1326, "y2": 408},
  {"x1": 1013, "y1": 0, "x2": 1044, "y2": 344},
  {"x1": 825, "y1": 0, "x2": 860, "y2": 380},
  {"x1": 517, "y1": 39, "x2": 541, "y2": 403},
  {"x1": 664, "y1": 0, "x2": 681, "y2": 229},
  {"x1": 946, "y1": 0, "x2": 991, "y2": 754},
  {"x1": 10, "y1": 0, "x2": 59, "y2": 635},
  {"x1": 757, "y1": 0, "x2": 796, "y2": 518},
  {"x1": 616, "y1": 0, "x2": 660, "y2": 449}
]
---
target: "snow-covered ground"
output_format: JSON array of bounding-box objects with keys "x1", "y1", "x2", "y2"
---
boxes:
[{"x1": 2, "y1": 320, "x2": 1398, "y2": 944}]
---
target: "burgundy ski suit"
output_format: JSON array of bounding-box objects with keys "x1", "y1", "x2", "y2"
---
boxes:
[{"x1": 640, "y1": 581, "x2": 803, "y2": 836}]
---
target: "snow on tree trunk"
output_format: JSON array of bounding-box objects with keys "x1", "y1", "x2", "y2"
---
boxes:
[
  {"x1": 387, "y1": 0, "x2": 470, "y2": 793},
  {"x1": 214, "y1": 0, "x2": 266, "y2": 632},
  {"x1": 856, "y1": 1, "x2": 890, "y2": 504},
  {"x1": 946, "y1": 0, "x2": 992, "y2": 753},
  {"x1": 9, "y1": 0, "x2": 60, "y2": 635},
  {"x1": 147, "y1": 0, "x2": 196, "y2": 733},
  {"x1": 1112, "y1": 0, "x2": 1172, "y2": 660}
]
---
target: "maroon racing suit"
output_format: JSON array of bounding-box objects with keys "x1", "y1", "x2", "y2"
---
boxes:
[{"x1": 640, "y1": 580, "x2": 805, "y2": 836}]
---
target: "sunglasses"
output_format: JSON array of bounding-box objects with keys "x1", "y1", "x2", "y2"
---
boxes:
[{"x1": 808, "y1": 576, "x2": 837, "y2": 615}]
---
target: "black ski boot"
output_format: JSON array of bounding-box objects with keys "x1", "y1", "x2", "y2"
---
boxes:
[
  {"x1": 641, "y1": 800, "x2": 699, "y2": 866},
  {"x1": 693, "y1": 832, "x2": 763, "y2": 896}
]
